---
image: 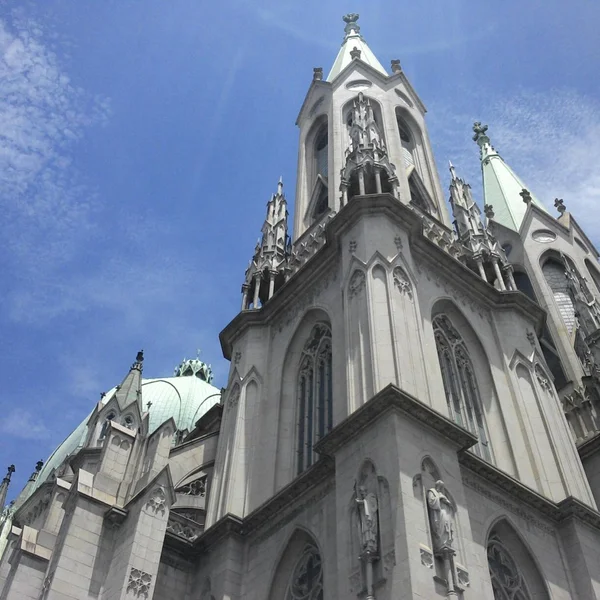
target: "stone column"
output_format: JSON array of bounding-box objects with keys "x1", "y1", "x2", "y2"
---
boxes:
[
  {"x1": 241, "y1": 284, "x2": 249, "y2": 310},
  {"x1": 252, "y1": 273, "x2": 262, "y2": 309},
  {"x1": 492, "y1": 259, "x2": 506, "y2": 291},
  {"x1": 475, "y1": 256, "x2": 487, "y2": 282},
  {"x1": 268, "y1": 270, "x2": 277, "y2": 300}
]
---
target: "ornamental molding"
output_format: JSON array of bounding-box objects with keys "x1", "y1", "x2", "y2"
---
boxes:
[
  {"x1": 166, "y1": 513, "x2": 203, "y2": 542},
  {"x1": 127, "y1": 568, "x2": 152, "y2": 598},
  {"x1": 348, "y1": 269, "x2": 366, "y2": 298},
  {"x1": 145, "y1": 487, "x2": 167, "y2": 516},
  {"x1": 420, "y1": 546, "x2": 434, "y2": 569},
  {"x1": 314, "y1": 384, "x2": 477, "y2": 458},
  {"x1": 392, "y1": 265, "x2": 413, "y2": 299}
]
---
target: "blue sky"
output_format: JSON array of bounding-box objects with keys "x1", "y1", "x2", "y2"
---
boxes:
[{"x1": 1, "y1": 0, "x2": 599, "y2": 499}]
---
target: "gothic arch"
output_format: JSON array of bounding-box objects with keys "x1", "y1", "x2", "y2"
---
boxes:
[
  {"x1": 430, "y1": 300, "x2": 505, "y2": 463},
  {"x1": 485, "y1": 518, "x2": 550, "y2": 600},
  {"x1": 267, "y1": 528, "x2": 324, "y2": 600},
  {"x1": 275, "y1": 309, "x2": 333, "y2": 487}
]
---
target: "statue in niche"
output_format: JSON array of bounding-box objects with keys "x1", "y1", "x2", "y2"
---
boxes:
[
  {"x1": 426, "y1": 480, "x2": 455, "y2": 552},
  {"x1": 355, "y1": 484, "x2": 379, "y2": 554}
]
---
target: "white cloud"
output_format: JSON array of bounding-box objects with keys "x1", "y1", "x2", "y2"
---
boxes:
[
  {"x1": 0, "y1": 408, "x2": 51, "y2": 440},
  {"x1": 428, "y1": 87, "x2": 600, "y2": 244},
  {"x1": 0, "y1": 12, "x2": 109, "y2": 275}
]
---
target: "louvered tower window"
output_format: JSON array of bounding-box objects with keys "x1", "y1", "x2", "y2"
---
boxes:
[
  {"x1": 542, "y1": 259, "x2": 576, "y2": 333},
  {"x1": 315, "y1": 127, "x2": 328, "y2": 179},
  {"x1": 433, "y1": 315, "x2": 491, "y2": 460},
  {"x1": 297, "y1": 323, "x2": 333, "y2": 474}
]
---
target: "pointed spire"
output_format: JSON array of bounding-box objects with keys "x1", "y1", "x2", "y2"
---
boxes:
[
  {"x1": 327, "y1": 14, "x2": 387, "y2": 82},
  {"x1": 114, "y1": 350, "x2": 144, "y2": 411},
  {"x1": 241, "y1": 178, "x2": 290, "y2": 310},
  {"x1": 473, "y1": 122, "x2": 548, "y2": 231},
  {"x1": 0, "y1": 466, "x2": 15, "y2": 509}
]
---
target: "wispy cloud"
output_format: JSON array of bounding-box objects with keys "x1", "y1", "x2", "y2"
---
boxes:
[
  {"x1": 429, "y1": 87, "x2": 600, "y2": 242},
  {"x1": 0, "y1": 409, "x2": 52, "y2": 440},
  {"x1": 0, "y1": 12, "x2": 110, "y2": 275}
]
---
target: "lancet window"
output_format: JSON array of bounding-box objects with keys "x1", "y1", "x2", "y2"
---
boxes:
[
  {"x1": 433, "y1": 315, "x2": 491, "y2": 460},
  {"x1": 297, "y1": 323, "x2": 333, "y2": 474},
  {"x1": 487, "y1": 537, "x2": 532, "y2": 600},
  {"x1": 309, "y1": 124, "x2": 329, "y2": 221},
  {"x1": 396, "y1": 114, "x2": 415, "y2": 170},
  {"x1": 285, "y1": 545, "x2": 323, "y2": 600}
]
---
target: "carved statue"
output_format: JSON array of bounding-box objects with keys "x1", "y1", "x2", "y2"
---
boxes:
[
  {"x1": 355, "y1": 484, "x2": 379, "y2": 554},
  {"x1": 426, "y1": 480, "x2": 455, "y2": 551}
]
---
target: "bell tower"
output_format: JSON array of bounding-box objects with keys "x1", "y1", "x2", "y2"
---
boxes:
[{"x1": 293, "y1": 13, "x2": 450, "y2": 241}]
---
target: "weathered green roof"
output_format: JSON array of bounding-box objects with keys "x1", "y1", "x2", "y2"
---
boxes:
[
  {"x1": 474, "y1": 123, "x2": 548, "y2": 232},
  {"x1": 23, "y1": 371, "x2": 220, "y2": 502}
]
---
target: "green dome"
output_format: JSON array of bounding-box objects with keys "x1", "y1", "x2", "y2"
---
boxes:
[{"x1": 25, "y1": 364, "x2": 221, "y2": 502}]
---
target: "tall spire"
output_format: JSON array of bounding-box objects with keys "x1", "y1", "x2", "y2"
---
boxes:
[
  {"x1": 0, "y1": 466, "x2": 15, "y2": 510},
  {"x1": 241, "y1": 178, "x2": 290, "y2": 310},
  {"x1": 473, "y1": 122, "x2": 548, "y2": 232},
  {"x1": 327, "y1": 14, "x2": 387, "y2": 82},
  {"x1": 114, "y1": 350, "x2": 144, "y2": 411}
]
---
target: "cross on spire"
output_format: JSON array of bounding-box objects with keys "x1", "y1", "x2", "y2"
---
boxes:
[
  {"x1": 520, "y1": 188, "x2": 532, "y2": 205},
  {"x1": 554, "y1": 197, "x2": 566, "y2": 215}
]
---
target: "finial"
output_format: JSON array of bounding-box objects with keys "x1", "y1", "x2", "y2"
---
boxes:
[
  {"x1": 3, "y1": 465, "x2": 15, "y2": 483},
  {"x1": 35, "y1": 460, "x2": 43, "y2": 473},
  {"x1": 472, "y1": 121, "x2": 489, "y2": 142},
  {"x1": 520, "y1": 188, "x2": 532, "y2": 205},
  {"x1": 277, "y1": 176, "x2": 284, "y2": 195},
  {"x1": 100, "y1": 391, "x2": 106, "y2": 399},
  {"x1": 146, "y1": 401, "x2": 152, "y2": 410},
  {"x1": 554, "y1": 198, "x2": 566, "y2": 215},
  {"x1": 390, "y1": 59, "x2": 402, "y2": 73},
  {"x1": 313, "y1": 67, "x2": 323, "y2": 81},
  {"x1": 484, "y1": 204, "x2": 495, "y2": 219},
  {"x1": 350, "y1": 47, "x2": 361, "y2": 60},
  {"x1": 343, "y1": 13, "x2": 360, "y2": 37},
  {"x1": 448, "y1": 160, "x2": 457, "y2": 180},
  {"x1": 136, "y1": 350, "x2": 144, "y2": 363}
]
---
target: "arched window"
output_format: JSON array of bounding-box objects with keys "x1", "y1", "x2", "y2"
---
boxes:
[
  {"x1": 542, "y1": 258, "x2": 576, "y2": 334},
  {"x1": 396, "y1": 113, "x2": 415, "y2": 170},
  {"x1": 297, "y1": 323, "x2": 333, "y2": 474},
  {"x1": 433, "y1": 315, "x2": 491, "y2": 460},
  {"x1": 314, "y1": 126, "x2": 328, "y2": 180},
  {"x1": 513, "y1": 270, "x2": 567, "y2": 390},
  {"x1": 487, "y1": 536, "x2": 532, "y2": 600},
  {"x1": 99, "y1": 411, "x2": 116, "y2": 441},
  {"x1": 122, "y1": 414, "x2": 135, "y2": 430},
  {"x1": 285, "y1": 545, "x2": 323, "y2": 600}
]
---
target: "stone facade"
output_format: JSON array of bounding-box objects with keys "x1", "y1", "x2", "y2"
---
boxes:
[{"x1": 2, "y1": 12, "x2": 600, "y2": 600}]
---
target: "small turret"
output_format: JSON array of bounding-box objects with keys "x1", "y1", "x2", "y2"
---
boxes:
[
  {"x1": 448, "y1": 161, "x2": 516, "y2": 291},
  {"x1": 241, "y1": 178, "x2": 291, "y2": 310}
]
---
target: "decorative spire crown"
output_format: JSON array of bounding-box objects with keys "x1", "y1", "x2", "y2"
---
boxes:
[
  {"x1": 343, "y1": 13, "x2": 361, "y2": 37},
  {"x1": 174, "y1": 352, "x2": 214, "y2": 383}
]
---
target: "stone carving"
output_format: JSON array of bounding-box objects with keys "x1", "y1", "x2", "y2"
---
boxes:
[
  {"x1": 146, "y1": 487, "x2": 167, "y2": 516},
  {"x1": 393, "y1": 266, "x2": 412, "y2": 298},
  {"x1": 420, "y1": 547, "x2": 434, "y2": 569},
  {"x1": 394, "y1": 235, "x2": 403, "y2": 251},
  {"x1": 349, "y1": 240, "x2": 357, "y2": 253},
  {"x1": 127, "y1": 568, "x2": 152, "y2": 598},
  {"x1": 175, "y1": 475, "x2": 206, "y2": 497},
  {"x1": 348, "y1": 269, "x2": 366, "y2": 298},
  {"x1": 234, "y1": 351, "x2": 242, "y2": 365},
  {"x1": 355, "y1": 484, "x2": 379, "y2": 554},
  {"x1": 526, "y1": 330, "x2": 536, "y2": 346},
  {"x1": 426, "y1": 480, "x2": 455, "y2": 552},
  {"x1": 534, "y1": 364, "x2": 552, "y2": 392},
  {"x1": 227, "y1": 386, "x2": 240, "y2": 411},
  {"x1": 457, "y1": 566, "x2": 470, "y2": 588},
  {"x1": 382, "y1": 549, "x2": 396, "y2": 572},
  {"x1": 166, "y1": 517, "x2": 202, "y2": 542}
]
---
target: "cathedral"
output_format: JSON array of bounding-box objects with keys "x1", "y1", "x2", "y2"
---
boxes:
[{"x1": 2, "y1": 13, "x2": 600, "y2": 600}]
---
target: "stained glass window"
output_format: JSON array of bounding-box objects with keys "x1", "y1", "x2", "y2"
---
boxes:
[
  {"x1": 433, "y1": 315, "x2": 491, "y2": 460},
  {"x1": 297, "y1": 323, "x2": 333, "y2": 474},
  {"x1": 487, "y1": 537, "x2": 531, "y2": 600},
  {"x1": 286, "y1": 545, "x2": 323, "y2": 600}
]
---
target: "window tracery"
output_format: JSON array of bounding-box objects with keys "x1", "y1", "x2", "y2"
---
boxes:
[
  {"x1": 487, "y1": 537, "x2": 531, "y2": 600},
  {"x1": 433, "y1": 315, "x2": 491, "y2": 460},
  {"x1": 297, "y1": 323, "x2": 333, "y2": 474},
  {"x1": 285, "y1": 545, "x2": 323, "y2": 600},
  {"x1": 542, "y1": 258, "x2": 576, "y2": 333}
]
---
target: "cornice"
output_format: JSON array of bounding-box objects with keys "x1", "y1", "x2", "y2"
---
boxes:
[
  {"x1": 242, "y1": 456, "x2": 335, "y2": 537},
  {"x1": 460, "y1": 451, "x2": 600, "y2": 530},
  {"x1": 315, "y1": 384, "x2": 477, "y2": 457},
  {"x1": 194, "y1": 513, "x2": 244, "y2": 552}
]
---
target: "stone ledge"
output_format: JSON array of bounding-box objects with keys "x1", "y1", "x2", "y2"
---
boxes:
[
  {"x1": 460, "y1": 451, "x2": 600, "y2": 531},
  {"x1": 314, "y1": 384, "x2": 477, "y2": 457},
  {"x1": 577, "y1": 430, "x2": 600, "y2": 461}
]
